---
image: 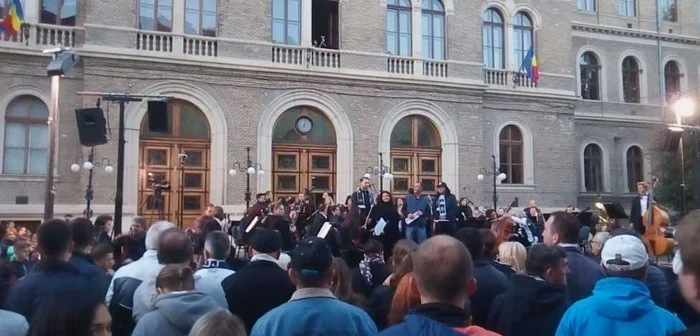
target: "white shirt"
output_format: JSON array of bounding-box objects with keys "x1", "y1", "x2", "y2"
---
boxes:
[{"x1": 640, "y1": 195, "x2": 649, "y2": 216}]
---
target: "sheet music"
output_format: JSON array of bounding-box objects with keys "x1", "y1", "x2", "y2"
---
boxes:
[
  {"x1": 404, "y1": 216, "x2": 416, "y2": 226},
  {"x1": 373, "y1": 218, "x2": 387, "y2": 236},
  {"x1": 317, "y1": 222, "x2": 332, "y2": 239},
  {"x1": 245, "y1": 216, "x2": 259, "y2": 233}
]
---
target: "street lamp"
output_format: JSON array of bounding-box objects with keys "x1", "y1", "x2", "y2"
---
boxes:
[
  {"x1": 70, "y1": 148, "x2": 113, "y2": 219},
  {"x1": 364, "y1": 153, "x2": 393, "y2": 191},
  {"x1": 670, "y1": 97, "x2": 695, "y2": 216},
  {"x1": 477, "y1": 155, "x2": 506, "y2": 210},
  {"x1": 228, "y1": 146, "x2": 265, "y2": 210}
]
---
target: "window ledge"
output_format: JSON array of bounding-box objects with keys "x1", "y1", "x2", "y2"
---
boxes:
[
  {"x1": 576, "y1": 9, "x2": 598, "y2": 15},
  {"x1": 579, "y1": 192, "x2": 613, "y2": 196},
  {"x1": 496, "y1": 184, "x2": 536, "y2": 191},
  {"x1": 0, "y1": 175, "x2": 60, "y2": 182}
]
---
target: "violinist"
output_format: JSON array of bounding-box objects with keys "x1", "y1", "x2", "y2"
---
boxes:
[
  {"x1": 457, "y1": 197, "x2": 473, "y2": 230},
  {"x1": 263, "y1": 202, "x2": 294, "y2": 252},
  {"x1": 629, "y1": 181, "x2": 655, "y2": 235}
]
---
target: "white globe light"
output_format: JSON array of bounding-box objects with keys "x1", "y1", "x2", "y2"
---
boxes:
[
  {"x1": 104, "y1": 165, "x2": 114, "y2": 173},
  {"x1": 363, "y1": 173, "x2": 372, "y2": 179},
  {"x1": 247, "y1": 167, "x2": 256, "y2": 175},
  {"x1": 70, "y1": 163, "x2": 80, "y2": 172},
  {"x1": 673, "y1": 97, "x2": 695, "y2": 118},
  {"x1": 477, "y1": 174, "x2": 485, "y2": 181},
  {"x1": 257, "y1": 169, "x2": 265, "y2": 176},
  {"x1": 498, "y1": 173, "x2": 507, "y2": 181},
  {"x1": 385, "y1": 173, "x2": 394, "y2": 180},
  {"x1": 228, "y1": 169, "x2": 237, "y2": 177},
  {"x1": 83, "y1": 161, "x2": 93, "y2": 170}
]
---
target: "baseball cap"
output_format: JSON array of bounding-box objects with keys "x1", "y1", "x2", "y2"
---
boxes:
[
  {"x1": 601, "y1": 235, "x2": 648, "y2": 271},
  {"x1": 250, "y1": 228, "x2": 282, "y2": 254},
  {"x1": 290, "y1": 237, "x2": 333, "y2": 277}
]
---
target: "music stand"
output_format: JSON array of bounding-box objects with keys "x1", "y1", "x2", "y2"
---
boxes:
[{"x1": 601, "y1": 203, "x2": 628, "y2": 220}]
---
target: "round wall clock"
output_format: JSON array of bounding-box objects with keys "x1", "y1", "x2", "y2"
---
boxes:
[{"x1": 295, "y1": 116, "x2": 314, "y2": 135}]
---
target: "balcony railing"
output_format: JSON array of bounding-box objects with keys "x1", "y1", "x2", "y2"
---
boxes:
[
  {"x1": 309, "y1": 48, "x2": 340, "y2": 68},
  {"x1": 36, "y1": 24, "x2": 77, "y2": 47},
  {"x1": 136, "y1": 31, "x2": 173, "y2": 53},
  {"x1": 272, "y1": 45, "x2": 305, "y2": 65},
  {"x1": 484, "y1": 68, "x2": 537, "y2": 88},
  {"x1": 388, "y1": 56, "x2": 414, "y2": 75},
  {"x1": 423, "y1": 59, "x2": 448, "y2": 77},
  {"x1": 184, "y1": 35, "x2": 217, "y2": 56},
  {"x1": 271, "y1": 45, "x2": 341, "y2": 69}
]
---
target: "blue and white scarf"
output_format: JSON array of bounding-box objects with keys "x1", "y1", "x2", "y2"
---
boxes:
[{"x1": 359, "y1": 254, "x2": 384, "y2": 285}]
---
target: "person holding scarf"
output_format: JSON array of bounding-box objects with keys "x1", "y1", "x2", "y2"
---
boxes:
[
  {"x1": 368, "y1": 191, "x2": 402, "y2": 259},
  {"x1": 351, "y1": 177, "x2": 375, "y2": 223},
  {"x1": 352, "y1": 239, "x2": 391, "y2": 298},
  {"x1": 433, "y1": 182, "x2": 458, "y2": 236}
]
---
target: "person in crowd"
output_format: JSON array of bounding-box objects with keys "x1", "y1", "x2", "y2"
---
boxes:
[
  {"x1": 380, "y1": 235, "x2": 499, "y2": 336},
  {"x1": 457, "y1": 198, "x2": 472, "y2": 230},
  {"x1": 351, "y1": 177, "x2": 375, "y2": 222},
  {"x1": 387, "y1": 272, "x2": 421, "y2": 326},
  {"x1": 114, "y1": 217, "x2": 148, "y2": 264},
  {"x1": 1, "y1": 227, "x2": 16, "y2": 259},
  {"x1": 189, "y1": 309, "x2": 248, "y2": 336},
  {"x1": 70, "y1": 217, "x2": 111, "y2": 297},
  {"x1": 28, "y1": 232, "x2": 40, "y2": 263},
  {"x1": 454, "y1": 227, "x2": 511, "y2": 327},
  {"x1": 543, "y1": 211, "x2": 604, "y2": 303},
  {"x1": 405, "y1": 182, "x2": 431, "y2": 245},
  {"x1": 132, "y1": 228, "x2": 228, "y2": 322},
  {"x1": 252, "y1": 237, "x2": 378, "y2": 336},
  {"x1": 497, "y1": 241, "x2": 527, "y2": 274},
  {"x1": 133, "y1": 265, "x2": 222, "y2": 336},
  {"x1": 486, "y1": 209, "x2": 497, "y2": 221},
  {"x1": 92, "y1": 243, "x2": 116, "y2": 279},
  {"x1": 0, "y1": 224, "x2": 10, "y2": 305},
  {"x1": 556, "y1": 234, "x2": 685, "y2": 335},
  {"x1": 263, "y1": 202, "x2": 294, "y2": 251},
  {"x1": 589, "y1": 231, "x2": 610, "y2": 261},
  {"x1": 487, "y1": 244, "x2": 570, "y2": 336},
  {"x1": 106, "y1": 221, "x2": 175, "y2": 336},
  {"x1": 352, "y1": 239, "x2": 391, "y2": 298},
  {"x1": 507, "y1": 210, "x2": 538, "y2": 247},
  {"x1": 223, "y1": 228, "x2": 295, "y2": 333},
  {"x1": 96, "y1": 214, "x2": 115, "y2": 244},
  {"x1": 212, "y1": 206, "x2": 227, "y2": 230},
  {"x1": 8, "y1": 238, "x2": 32, "y2": 282},
  {"x1": 341, "y1": 206, "x2": 366, "y2": 267},
  {"x1": 368, "y1": 191, "x2": 402, "y2": 259},
  {"x1": 0, "y1": 308, "x2": 28, "y2": 336},
  {"x1": 629, "y1": 181, "x2": 654, "y2": 236},
  {"x1": 26, "y1": 292, "x2": 111, "y2": 336},
  {"x1": 433, "y1": 182, "x2": 458, "y2": 236},
  {"x1": 369, "y1": 239, "x2": 418, "y2": 330},
  {"x1": 481, "y1": 229, "x2": 515, "y2": 278},
  {"x1": 195, "y1": 231, "x2": 234, "y2": 300},
  {"x1": 4, "y1": 219, "x2": 93, "y2": 322},
  {"x1": 308, "y1": 203, "x2": 343, "y2": 256},
  {"x1": 331, "y1": 257, "x2": 367, "y2": 308},
  {"x1": 674, "y1": 210, "x2": 700, "y2": 335}
]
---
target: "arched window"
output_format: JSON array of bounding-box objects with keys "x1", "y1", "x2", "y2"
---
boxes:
[
  {"x1": 580, "y1": 52, "x2": 600, "y2": 100},
  {"x1": 513, "y1": 12, "x2": 533, "y2": 68},
  {"x1": 387, "y1": 0, "x2": 412, "y2": 56},
  {"x1": 141, "y1": 100, "x2": 210, "y2": 140},
  {"x1": 626, "y1": 146, "x2": 643, "y2": 193},
  {"x1": 583, "y1": 144, "x2": 603, "y2": 192},
  {"x1": 499, "y1": 125, "x2": 524, "y2": 184},
  {"x1": 272, "y1": 0, "x2": 301, "y2": 45},
  {"x1": 184, "y1": 0, "x2": 217, "y2": 36},
  {"x1": 482, "y1": 9, "x2": 504, "y2": 69},
  {"x1": 619, "y1": 0, "x2": 636, "y2": 16},
  {"x1": 421, "y1": 0, "x2": 445, "y2": 60},
  {"x1": 391, "y1": 115, "x2": 442, "y2": 194},
  {"x1": 578, "y1": 0, "x2": 596, "y2": 12},
  {"x1": 622, "y1": 56, "x2": 640, "y2": 103},
  {"x1": 3, "y1": 96, "x2": 49, "y2": 175},
  {"x1": 664, "y1": 61, "x2": 681, "y2": 103},
  {"x1": 41, "y1": 0, "x2": 76, "y2": 26},
  {"x1": 139, "y1": 0, "x2": 173, "y2": 32},
  {"x1": 272, "y1": 107, "x2": 336, "y2": 145}
]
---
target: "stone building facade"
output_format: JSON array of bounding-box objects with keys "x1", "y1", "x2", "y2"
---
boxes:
[{"x1": 0, "y1": 0, "x2": 697, "y2": 225}]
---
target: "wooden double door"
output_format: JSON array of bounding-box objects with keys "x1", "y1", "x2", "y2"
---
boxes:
[
  {"x1": 272, "y1": 145, "x2": 336, "y2": 205},
  {"x1": 390, "y1": 149, "x2": 441, "y2": 197},
  {"x1": 138, "y1": 140, "x2": 210, "y2": 227}
]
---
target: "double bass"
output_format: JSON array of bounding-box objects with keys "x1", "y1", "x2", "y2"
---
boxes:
[
  {"x1": 641, "y1": 176, "x2": 674, "y2": 257},
  {"x1": 491, "y1": 199, "x2": 518, "y2": 246}
]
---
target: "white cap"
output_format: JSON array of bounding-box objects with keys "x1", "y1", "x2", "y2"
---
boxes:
[{"x1": 601, "y1": 235, "x2": 648, "y2": 271}]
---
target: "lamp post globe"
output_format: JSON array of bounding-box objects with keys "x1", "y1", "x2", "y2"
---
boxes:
[
  {"x1": 674, "y1": 97, "x2": 695, "y2": 118},
  {"x1": 247, "y1": 167, "x2": 256, "y2": 175},
  {"x1": 70, "y1": 163, "x2": 80, "y2": 172},
  {"x1": 228, "y1": 169, "x2": 237, "y2": 177},
  {"x1": 498, "y1": 173, "x2": 507, "y2": 181},
  {"x1": 477, "y1": 174, "x2": 485, "y2": 181},
  {"x1": 104, "y1": 165, "x2": 114, "y2": 173},
  {"x1": 257, "y1": 169, "x2": 265, "y2": 176},
  {"x1": 83, "y1": 161, "x2": 93, "y2": 170}
]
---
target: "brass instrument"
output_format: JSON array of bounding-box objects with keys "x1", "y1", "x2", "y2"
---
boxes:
[{"x1": 594, "y1": 198, "x2": 611, "y2": 232}]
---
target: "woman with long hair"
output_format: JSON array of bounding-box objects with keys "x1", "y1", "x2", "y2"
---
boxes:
[
  {"x1": 369, "y1": 191, "x2": 402, "y2": 259},
  {"x1": 27, "y1": 292, "x2": 111, "y2": 336},
  {"x1": 368, "y1": 239, "x2": 417, "y2": 330},
  {"x1": 331, "y1": 258, "x2": 366, "y2": 308},
  {"x1": 457, "y1": 198, "x2": 473, "y2": 230},
  {"x1": 387, "y1": 272, "x2": 421, "y2": 326}
]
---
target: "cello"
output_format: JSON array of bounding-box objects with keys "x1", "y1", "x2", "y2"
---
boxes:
[
  {"x1": 490, "y1": 199, "x2": 518, "y2": 246},
  {"x1": 641, "y1": 176, "x2": 674, "y2": 257}
]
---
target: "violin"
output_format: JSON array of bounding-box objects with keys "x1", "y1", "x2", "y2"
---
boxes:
[
  {"x1": 641, "y1": 176, "x2": 674, "y2": 257},
  {"x1": 491, "y1": 199, "x2": 518, "y2": 246}
]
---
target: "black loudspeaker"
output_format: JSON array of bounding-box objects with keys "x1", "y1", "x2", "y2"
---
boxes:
[
  {"x1": 148, "y1": 101, "x2": 168, "y2": 132},
  {"x1": 75, "y1": 108, "x2": 108, "y2": 146},
  {"x1": 661, "y1": 129, "x2": 682, "y2": 152}
]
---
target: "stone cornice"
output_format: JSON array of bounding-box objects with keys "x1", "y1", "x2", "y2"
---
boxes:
[{"x1": 571, "y1": 22, "x2": 700, "y2": 45}]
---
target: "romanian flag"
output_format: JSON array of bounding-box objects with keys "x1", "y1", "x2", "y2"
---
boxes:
[
  {"x1": 521, "y1": 47, "x2": 539, "y2": 84},
  {"x1": 0, "y1": 0, "x2": 25, "y2": 37}
]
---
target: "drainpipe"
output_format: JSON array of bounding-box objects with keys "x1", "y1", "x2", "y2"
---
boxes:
[{"x1": 656, "y1": 0, "x2": 666, "y2": 120}]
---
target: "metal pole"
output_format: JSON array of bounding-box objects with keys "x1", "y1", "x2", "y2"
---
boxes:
[
  {"x1": 379, "y1": 152, "x2": 384, "y2": 192},
  {"x1": 656, "y1": 0, "x2": 666, "y2": 120},
  {"x1": 245, "y1": 146, "x2": 251, "y2": 210},
  {"x1": 179, "y1": 154, "x2": 185, "y2": 227},
  {"x1": 113, "y1": 100, "x2": 126, "y2": 235},
  {"x1": 492, "y1": 155, "x2": 498, "y2": 210},
  {"x1": 679, "y1": 135, "x2": 686, "y2": 216},
  {"x1": 43, "y1": 75, "x2": 59, "y2": 220},
  {"x1": 85, "y1": 148, "x2": 94, "y2": 219}
]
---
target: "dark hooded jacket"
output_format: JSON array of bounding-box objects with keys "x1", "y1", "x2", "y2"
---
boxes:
[
  {"x1": 131, "y1": 291, "x2": 221, "y2": 336},
  {"x1": 486, "y1": 274, "x2": 568, "y2": 336},
  {"x1": 379, "y1": 303, "x2": 500, "y2": 336}
]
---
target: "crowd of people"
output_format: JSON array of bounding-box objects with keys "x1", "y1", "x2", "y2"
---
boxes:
[{"x1": 0, "y1": 178, "x2": 699, "y2": 335}]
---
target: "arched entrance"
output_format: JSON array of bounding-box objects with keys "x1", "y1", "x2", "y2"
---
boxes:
[
  {"x1": 390, "y1": 115, "x2": 442, "y2": 196},
  {"x1": 138, "y1": 99, "x2": 211, "y2": 227},
  {"x1": 272, "y1": 106, "x2": 337, "y2": 205}
]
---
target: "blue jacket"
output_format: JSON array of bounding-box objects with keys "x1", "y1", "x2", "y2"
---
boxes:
[
  {"x1": 555, "y1": 277, "x2": 686, "y2": 336},
  {"x1": 560, "y1": 245, "x2": 604, "y2": 303},
  {"x1": 70, "y1": 251, "x2": 111, "y2": 298},
  {"x1": 251, "y1": 288, "x2": 377, "y2": 336},
  {"x1": 406, "y1": 194, "x2": 430, "y2": 227}
]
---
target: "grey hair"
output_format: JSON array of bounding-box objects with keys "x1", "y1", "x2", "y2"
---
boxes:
[
  {"x1": 204, "y1": 231, "x2": 231, "y2": 260},
  {"x1": 188, "y1": 309, "x2": 247, "y2": 336},
  {"x1": 509, "y1": 209, "x2": 526, "y2": 218},
  {"x1": 145, "y1": 221, "x2": 176, "y2": 250}
]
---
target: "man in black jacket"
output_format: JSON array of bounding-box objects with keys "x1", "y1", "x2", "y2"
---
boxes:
[
  {"x1": 454, "y1": 227, "x2": 511, "y2": 327},
  {"x1": 629, "y1": 181, "x2": 654, "y2": 235},
  {"x1": 4, "y1": 219, "x2": 92, "y2": 322},
  {"x1": 69, "y1": 218, "x2": 111, "y2": 298},
  {"x1": 264, "y1": 203, "x2": 295, "y2": 252},
  {"x1": 222, "y1": 228, "x2": 295, "y2": 333},
  {"x1": 434, "y1": 182, "x2": 458, "y2": 236},
  {"x1": 486, "y1": 244, "x2": 570, "y2": 336}
]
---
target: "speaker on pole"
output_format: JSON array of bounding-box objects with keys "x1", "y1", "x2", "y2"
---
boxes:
[
  {"x1": 75, "y1": 108, "x2": 108, "y2": 146},
  {"x1": 147, "y1": 101, "x2": 168, "y2": 132}
]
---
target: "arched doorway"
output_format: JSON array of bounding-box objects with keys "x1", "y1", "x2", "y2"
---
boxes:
[
  {"x1": 390, "y1": 115, "x2": 442, "y2": 196},
  {"x1": 138, "y1": 99, "x2": 211, "y2": 227},
  {"x1": 272, "y1": 106, "x2": 337, "y2": 205}
]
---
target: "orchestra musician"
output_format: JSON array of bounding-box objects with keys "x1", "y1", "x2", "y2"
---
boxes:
[
  {"x1": 629, "y1": 181, "x2": 656, "y2": 236},
  {"x1": 351, "y1": 177, "x2": 375, "y2": 222}
]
